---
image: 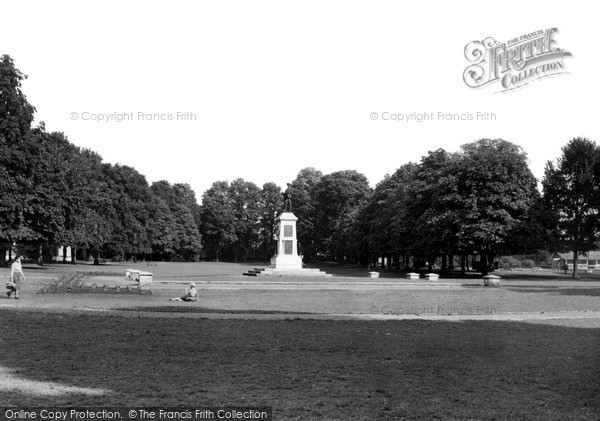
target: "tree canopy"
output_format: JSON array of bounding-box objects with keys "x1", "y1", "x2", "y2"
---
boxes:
[{"x1": 542, "y1": 137, "x2": 600, "y2": 277}]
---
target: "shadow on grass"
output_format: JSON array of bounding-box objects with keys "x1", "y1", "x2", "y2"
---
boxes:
[
  {"x1": 116, "y1": 306, "x2": 315, "y2": 315},
  {"x1": 508, "y1": 287, "x2": 600, "y2": 297},
  {"x1": 0, "y1": 310, "x2": 599, "y2": 419},
  {"x1": 499, "y1": 272, "x2": 600, "y2": 281},
  {"x1": 308, "y1": 265, "x2": 488, "y2": 279},
  {"x1": 317, "y1": 265, "x2": 600, "y2": 282}
]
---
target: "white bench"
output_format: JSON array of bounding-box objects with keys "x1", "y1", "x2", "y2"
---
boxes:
[
  {"x1": 483, "y1": 275, "x2": 501, "y2": 287},
  {"x1": 138, "y1": 272, "x2": 154, "y2": 285},
  {"x1": 406, "y1": 272, "x2": 420, "y2": 280},
  {"x1": 425, "y1": 273, "x2": 439, "y2": 281}
]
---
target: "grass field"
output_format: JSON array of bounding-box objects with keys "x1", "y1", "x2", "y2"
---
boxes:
[
  {"x1": 1, "y1": 262, "x2": 600, "y2": 420},
  {"x1": 1, "y1": 312, "x2": 599, "y2": 420}
]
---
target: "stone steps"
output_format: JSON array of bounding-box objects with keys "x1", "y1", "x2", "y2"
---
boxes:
[{"x1": 243, "y1": 267, "x2": 332, "y2": 277}]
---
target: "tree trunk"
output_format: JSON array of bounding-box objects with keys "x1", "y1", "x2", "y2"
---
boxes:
[
  {"x1": 441, "y1": 254, "x2": 447, "y2": 275},
  {"x1": 460, "y1": 254, "x2": 466, "y2": 276},
  {"x1": 488, "y1": 251, "x2": 495, "y2": 272},
  {"x1": 63, "y1": 245, "x2": 67, "y2": 263},
  {"x1": 572, "y1": 250, "x2": 578, "y2": 278},
  {"x1": 93, "y1": 250, "x2": 100, "y2": 265},
  {"x1": 480, "y1": 252, "x2": 488, "y2": 276},
  {"x1": 38, "y1": 243, "x2": 44, "y2": 265}
]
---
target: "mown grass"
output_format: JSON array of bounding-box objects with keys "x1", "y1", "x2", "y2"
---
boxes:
[{"x1": 1, "y1": 310, "x2": 599, "y2": 420}]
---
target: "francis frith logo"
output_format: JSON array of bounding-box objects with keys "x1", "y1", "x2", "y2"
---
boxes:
[{"x1": 463, "y1": 28, "x2": 572, "y2": 92}]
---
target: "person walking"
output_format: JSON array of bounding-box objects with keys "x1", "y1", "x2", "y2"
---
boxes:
[
  {"x1": 562, "y1": 260, "x2": 569, "y2": 275},
  {"x1": 7, "y1": 255, "x2": 25, "y2": 299}
]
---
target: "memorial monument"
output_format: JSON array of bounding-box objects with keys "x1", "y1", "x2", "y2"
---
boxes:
[
  {"x1": 243, "y1": 184, "x2": 331, "y2": 277},
  {"x1": 270, "y1": 210, "x2": 303, "y2": 270}
]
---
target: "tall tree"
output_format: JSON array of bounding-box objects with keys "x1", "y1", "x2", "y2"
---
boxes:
[
  {"x1": 313, "y1": 170, "x2": 372, "y2": 261},
  {"x1": 291, "y1": 167, "x2": 323, "y2": 261},
  {"x1": 78, "y1": 150, "x2": 118, "y2": 265},
  {"x1": 0, "y1": 55, "x2": 37, "y2": 251},
  {"x1": 357, "y1": 163, "x2": 417, "y2": 267},
  {"x1": 52, "y1": 140, "x2": 113, "y2": 263},
  {"x1": 228, "y1": 178, "x2": 261, "y2": 262},
  {"x1": 453, "y1": 139, "x2": 538, "y2": 275},
  {"x1": 22, "y1": 129, "x2": 70, "y2": 257},
  {"x1": 405, "y1": 149, "x2": 460, "y2": 271},
  {"x1": 151, "y1": 181, "x2": 202, "y2": 261},
  {"x1": 258, "y1": 182, "x2": 282, "y2": 259},
  {"x1": 0, "y1": 54, "x2": 35, "y2": 144},
  {"x1": 102, "y1": 164, "x2": 152, "y2": 261},
  {"x1": 147, "y1": 194, "x2": 177, "y2": 260},
  {"x1": 542, "y1": 137, "x2": 600, "y2": 277},
  {"x1": 200, "y1": 181, "x2": 237, "y2": 261}
]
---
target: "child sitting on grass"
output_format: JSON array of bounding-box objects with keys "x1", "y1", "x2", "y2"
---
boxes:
[{"x1": 169, "y1": 283, "x2": 199, "y2": 302}]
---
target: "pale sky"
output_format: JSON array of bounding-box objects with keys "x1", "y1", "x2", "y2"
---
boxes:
[{"x1": 2, "y1": 1, "x2": 598, "y2": 201}]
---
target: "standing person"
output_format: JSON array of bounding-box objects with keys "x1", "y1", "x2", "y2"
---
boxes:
[
  {"x1": 169, "y1": 283, "x2": 199, "y2": 302},
  {"x1": 7, "y1": 255, "x2": 25, "y2": 299}
]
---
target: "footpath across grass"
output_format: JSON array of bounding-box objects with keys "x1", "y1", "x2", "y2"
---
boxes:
[{"x1": 1, "y1": 310, "x2": 599, "y2": 420}]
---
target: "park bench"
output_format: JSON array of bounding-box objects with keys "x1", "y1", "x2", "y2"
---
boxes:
[
  {"x1": 406, "y1": 272, "x2": 420, "y2": 280},
  {"x1": 425, "y1": 273, "x2": 439, "y2": 281}
]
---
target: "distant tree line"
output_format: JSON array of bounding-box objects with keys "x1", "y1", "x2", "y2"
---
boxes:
[{"x1": 2, "y1": 54, "x2": 599, "y2": 276}]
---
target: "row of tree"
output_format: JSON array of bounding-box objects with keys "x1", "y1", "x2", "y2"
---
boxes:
[
  {"x1": 201, "y1": 135, "x2": 600, "y2": 279},
  {"x1": 2, "y1": 54, "x2": 598, "y2": 275},
  {"x1": 1, "y1": 55, "x2": 203, "y2": 263}
]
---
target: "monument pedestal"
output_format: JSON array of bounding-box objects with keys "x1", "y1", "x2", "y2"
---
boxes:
[
  {"x1": 243, "y1": 211, "x2": 331, "y2": 277},
  {"x1": 270, "y1": 212, "x2": 303, "y2": 270}
]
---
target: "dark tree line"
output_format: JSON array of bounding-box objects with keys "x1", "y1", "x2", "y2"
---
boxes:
[
  {"x1": 0, "y1": 55, "x2": 202, "y2": 263},
  {"x1": 179, "y1": 136, "x2": 600, "y2": 273},
  {"x1": 2, "y1": 54, "x2": 598, "y2": 274}
]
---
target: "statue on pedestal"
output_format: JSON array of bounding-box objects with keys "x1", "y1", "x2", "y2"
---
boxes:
[{"x1": 283, "y1": 183, "x2": 293, "y2": 212}]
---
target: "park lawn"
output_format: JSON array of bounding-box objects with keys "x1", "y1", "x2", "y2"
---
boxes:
[{"x1": 1, "y1": 311, "x2": 599, "y2": 420}]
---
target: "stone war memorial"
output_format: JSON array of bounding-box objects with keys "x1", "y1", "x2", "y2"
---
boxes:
[{"x1": 244, "y1": 184, "x2": 331, "y2": 277}]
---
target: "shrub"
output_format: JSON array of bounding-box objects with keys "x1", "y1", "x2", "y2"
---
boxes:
[
  {"x1": 521, "y1": 259, "x2": 535, "y2": 269},
  {"x1": 499, "y1": 256, "x2": 522, "y2": 269}
]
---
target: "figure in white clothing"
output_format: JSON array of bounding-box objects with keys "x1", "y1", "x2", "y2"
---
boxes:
[
  {"x1": 7, "y1": 256, "x2": 25, "y2": 299},
  {"x1": 170, "y1": 283, "x2": 199, "y2": 302}
]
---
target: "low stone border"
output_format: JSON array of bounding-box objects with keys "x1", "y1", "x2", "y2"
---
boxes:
[{"x1": 37, "y1": 271, "x2": 153, "y2": 295}]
